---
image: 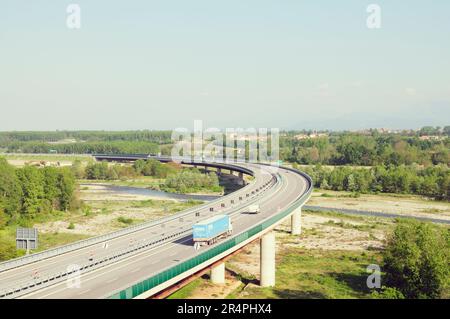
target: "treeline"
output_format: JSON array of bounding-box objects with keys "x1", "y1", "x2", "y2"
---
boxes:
[
  {"x1": 281, "y1": 132, "x2": 449, "y2": 166},
  {"x1": 132, "y1": 159, "x2": 179, "y2": 178},
  {"x1": 0, "y1": 158, "x2": 76, "y2": 228},
  {"x1": 301, "y1": 164, "x2": 450, "y2": 200},
  {"x1": 0, "y1": 130, "x2": 173, "y2": 143},
  {"x1": 418, "y1": 126, "x2": 450, "y2": 136},
  {"x1": 79, "y1": 160, "x2": 222, "y2": 194},
  {"x1": 2, "y1": 141, "x2": 159, "y2": 155},
  {"x1": 79, "y1": 159, "x2": 180, "y2": 180}
]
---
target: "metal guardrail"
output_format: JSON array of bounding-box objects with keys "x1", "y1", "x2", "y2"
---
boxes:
[
  {"x1": 0, "y1": 227, "x2": 193, "y2": 299},
  {"x1": 0, "y1": 168, "x2": 280, "y2": 298},
  {"x1": 107, "y1": 167, "x2": 313, "y2": 299},
  {"x1": 0, "y1": 160, "x2": 256, "y2": 273}
]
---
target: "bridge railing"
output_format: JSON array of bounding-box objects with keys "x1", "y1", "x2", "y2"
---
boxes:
[
  {"x1": 107, "y1": 168, "x2": 313, "y2": 299},
  {"x1": 0, "y1": 170, "x2": 280, "y2": 299},
  {"x1": 0, "y1": 160, "x2": 256, "y2": 273}
]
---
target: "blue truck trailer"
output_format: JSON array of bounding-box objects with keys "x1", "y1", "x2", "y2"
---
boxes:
[{"x1": 192, "y1": 214, "x2": 233, "y2": 249}]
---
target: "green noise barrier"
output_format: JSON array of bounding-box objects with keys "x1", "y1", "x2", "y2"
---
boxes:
[{"x1": 108, "y1": 169, "x2": 312, "y2": 299}]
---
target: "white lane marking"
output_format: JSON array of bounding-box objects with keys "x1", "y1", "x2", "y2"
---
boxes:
[
  {"x1": 105, "y1": 277, "x2": 118, "y2": 284},
  {"x1": 1, "y1": 170, "x2": 268, "y2": 284},
  {"x1": 23, "y1": 237, "x2": 192, "y2": 299},
  {"x1": 130, "y1": 267, "x2": 141, "y2": 273},
  {"x1": 77, "y1": 289, "x2": 91, "y2": 296},
  {"x1": 20, "y1": 169, "x2": 305, "y2": 299},
  {"x1": 0, "y1": 220, "x2": 184, "y2": 283}
]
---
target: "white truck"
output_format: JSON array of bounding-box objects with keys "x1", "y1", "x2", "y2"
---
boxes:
[{"x1": 247, "y1": 204, "x2": 260, "y2": 214}]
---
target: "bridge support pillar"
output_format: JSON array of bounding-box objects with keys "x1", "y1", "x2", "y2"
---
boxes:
[
  {"x1": 237, "y1": 172, "x2": 244, "y2": 186},
  {"x1": 211, "y1": 262, "x2": 225, "y2": 284},
  {"x1": 291, "y1": 208, "x2": 302, "y2": 235},
  {"x1": 217, "y1": 168, "x2": 222, "y2": 176},
  {"x1": 260, "y1": 231, "x2": 275, "y2": 287}
]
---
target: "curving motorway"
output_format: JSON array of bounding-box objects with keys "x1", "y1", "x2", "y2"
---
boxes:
[{"x1": 0, "y1": 157, "x2": 312, "y2": 299}]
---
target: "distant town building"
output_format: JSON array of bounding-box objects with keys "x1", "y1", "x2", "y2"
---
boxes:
[
  {"x1": 294, "y1": 132, "x2": 328, "y2": 140},
  {"x1": 419, "y1": 135, "x2": 444, "y2": 141}
]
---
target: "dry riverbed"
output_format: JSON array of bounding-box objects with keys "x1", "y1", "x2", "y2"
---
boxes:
[{"x1": 308, "y1": 190, "x2": 450, "y2": 221}]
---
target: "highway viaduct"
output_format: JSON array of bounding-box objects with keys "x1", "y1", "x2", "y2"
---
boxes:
[{"x1": 0, "y1": 154, "x2": 312, "y2": 299}]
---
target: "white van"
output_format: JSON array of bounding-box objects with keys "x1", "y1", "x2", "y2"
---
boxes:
[{"x1": 247, "y1": 204, "x2": 260, "y2": 214}]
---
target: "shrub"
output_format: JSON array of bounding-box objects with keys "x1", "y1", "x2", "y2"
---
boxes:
[
  {"x1": 0, "y1": 238, "x2": 18, "y2": 261},
  {"x1": 382, "y1": 219, "x2": 449, "y2": 298},
  {"x1": 371, "y1": 287, "x2": 405, "y2": 299},
  {"x1": 161, "y1": 169, "x2": 222, "y2": 194},
  {"x1": 117, "y1": 216, "x2": 133, "y2": 225}
]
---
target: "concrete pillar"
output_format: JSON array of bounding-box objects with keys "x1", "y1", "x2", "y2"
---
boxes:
[
  {"x1": 260, "y1": 231, "x2": 275, "y2": 287},
  {"x1": 211, "y1": 262, "x2": 225, "y2": 284},
  {"x1": 237, "y1": 172, "x2": 244, "y2": 186},
  {"x1": 291, "y1": 208, "x2": 302, "y2": 235}
]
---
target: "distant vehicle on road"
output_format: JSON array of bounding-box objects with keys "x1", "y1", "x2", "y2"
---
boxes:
[
  {"x1": 192, "y1": 215, "x2": 233, "y2": 250},
  {"x1": 247, "y1": 204, "x2": 261, "y2": 214}
]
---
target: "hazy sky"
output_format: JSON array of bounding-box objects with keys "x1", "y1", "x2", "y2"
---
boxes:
[{"x1": 1, "y1": 1, "x2": 449, "y2": 131}]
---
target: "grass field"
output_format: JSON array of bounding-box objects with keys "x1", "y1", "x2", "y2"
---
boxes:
[
  {"x1": 231, "y1": 249, "x2": 381, "y2": 299},
  {"x1": 169, "y1": 208, "x2": 448, "y2": 299},
  {"x1": 168, "y1": 248, "x2": 382, "y2": 300},
  {"x1": 168, "y1": 210, "x2": 390, "y2": 299},
  {"x1": 167, "y1": 279, "x2": 204, "y2": 299}
]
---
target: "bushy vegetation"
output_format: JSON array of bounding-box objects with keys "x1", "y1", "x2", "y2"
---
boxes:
[
  {"x1": 302, "y1": 164, "x2": 450, "y2": 200},
  {"x1": 381, "y1": 219, "x2": 449, "y2": 299},
  {"x1": 0, "y1": 158, "x2": 77, "y2": 228},
  {"x1": 1, "y1": 127, "x2": 448, "y2": 167},
  {"x1": 117, "y1": 216, "x2": 133, "y2": 225},
  {"x1": 161, "y1": 168, "x2": 222, "y2": 194},
  {"x1": 3, "y1": 140, "x2": 159, "y2": 155},
  {"x1": 0, "y1": 237, "x2": 19, "y2": 261},
  {"x1": 0, "y1": 130, "x2": 171, "y2": 154},
  {"x1": 82, "y1": 159, "x2": 181, "y2": 181},
  {"x1": 371, "y1": 286, "x2": 405, "y2": 299},
  {"x1": 83, "y1": 162, "x2": 135, "y2": 180},
  {"x1": 281, "y1": 128, "x2": 449, "y2": 167},
  {"x1": 132, "y1": 159, "x2": 179, "y2": 178},
  {"x1": 81, "y1": 160, "x2": 221, "y2": 194}
]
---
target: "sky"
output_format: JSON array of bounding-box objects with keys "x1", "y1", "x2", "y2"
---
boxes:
[{"x1": 0, "y1": 0, "x2": 449, "y2": 131}]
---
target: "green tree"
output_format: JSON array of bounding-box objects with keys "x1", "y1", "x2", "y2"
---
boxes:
[
  {"x1": 71, "y1": 159, "x2": 85, "y2": 179},
  {"x1": 16, "y1": 166, "x2": 45, "y2": 217},
  {"x1": 43, "y1": 167, "x2": 60, "y2": 208},
  {"x1": 345, "y1": 174, "x2": 357, "y2": 192},
  {"x1": 443, "y1": 126, "x2": 450, "y2": 137},
  {"x1": 0, "y1": 238, "x2": 18, "y2": 261},
  {"x1": 382, "y1": 220, "x2": 449, "y2": 298},
  {"x1": 133, "y1": 159, "x2": 146, "y2": 174},
  {"x1": 57, "y1": 168, "x2": 76, "y2": 211},
  {"x1": 0, "y1": 158, "x2": 23, "y2": 220}
]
